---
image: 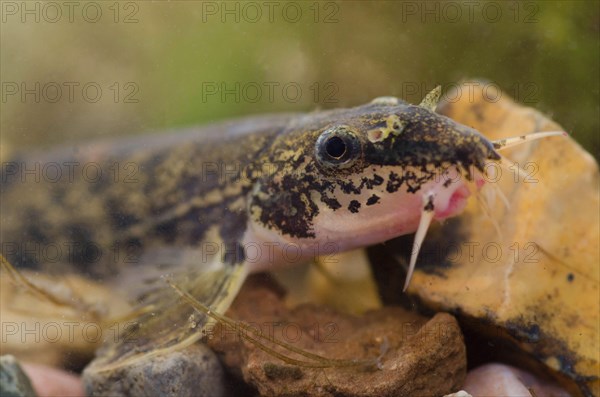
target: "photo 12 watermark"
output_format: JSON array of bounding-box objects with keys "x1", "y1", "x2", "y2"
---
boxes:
[
  {"x1": 200, "y1": 1, "x2": 340, "y2": 24},
  {"x1": 411, "y1": 240, "x2": 541, "y2": 265},
  {"x1": 1, "y1": 82, "x2": 140, "y2": 104},
  {"x1": 200, "y1": 81, "x2": 339, "y2": 104},
  {"x1": 1, "y1": 240, "x2": 143, "y2": 266},
  {"x1": 1, "y1": 161, "x2": 140, "y2": 184},
  {"x1": 397, "y1": 1, "x2": 539, "y2": 24},
  {"x1": 1, "y1": 1, "x2": 140, "y2": 24},
  {"x1": 1, "y1": 320, "x2": 140, "y2": 345},
  {"x1": 396, "y1": 81, "x2": 540, "y2": 105}
]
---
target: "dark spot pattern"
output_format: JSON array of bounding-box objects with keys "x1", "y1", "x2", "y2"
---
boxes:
[
  {"x1": 321, "y1": 194, "x2": 342, "y2": 210},
  {"x1": 567, "y1": 273, "x2": 574, "y2": 282},
  {"x1": 154, "y1": 219, "x2": 178, "y2": 244},
  {"x1": 366, "y1": 194, "x2": 380, "y2": 206},
  {"x1": 424, "y1": 196, "x2": 435, "y2": 212},
  {"x1": 348, "y1": 200, "x2": 361, "y2": 213},
  {"x1": 338, "y1": 179, "x2": 361, "y2": 195},
  {"x1": 251, "y1": 168, "x2": 322, "y2": 239},
  {"x1": 360, "y1": 174, "x2": 384, "y2": 189},
  {"x1": 386, "y1": 171, "x2": 404, "y2": 193},
  {"x1": 107, "y1": 199, "x2": 139, "y2": 230}
]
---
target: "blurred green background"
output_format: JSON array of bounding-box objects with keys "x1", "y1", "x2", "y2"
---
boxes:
[{"x1": 1, "y1": 0, "x2": 598, "y2": 159}]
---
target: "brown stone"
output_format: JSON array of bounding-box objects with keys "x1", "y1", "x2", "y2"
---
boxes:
[{"x1": 207, "y1": 275, "x2": 467, "y2": 397}]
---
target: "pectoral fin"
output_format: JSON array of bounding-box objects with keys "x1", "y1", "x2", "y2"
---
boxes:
[{"x1": 86, "y1": 254, "x2": 249, "y2": 372}]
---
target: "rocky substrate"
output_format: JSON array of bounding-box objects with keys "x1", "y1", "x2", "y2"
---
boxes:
[{"x1": 207, "y1": 275, "x2": 467, "y2": 397}]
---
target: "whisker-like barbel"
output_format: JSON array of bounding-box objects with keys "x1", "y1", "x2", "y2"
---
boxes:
[
  {"x1": 492, "y1": 131, "x2": 566, "y2": 151},
  {"x1": 400, "y1": 129, "x2": 567, "y2": 291},
  {"x1": 404, "y1": 194, "x2": 436, "y2": 292}
]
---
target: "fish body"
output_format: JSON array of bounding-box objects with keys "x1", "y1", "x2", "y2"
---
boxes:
[
  {"x1": 1, "y1": 90, "x2": 501, "y2": 368},
  {"x1": 1, "y1": 115, "x2": 292, "y2": 278}
]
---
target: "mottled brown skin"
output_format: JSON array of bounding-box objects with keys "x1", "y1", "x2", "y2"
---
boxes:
[
  {"x1": 251, "y1": 103, "x2": 499, "y2": 239},
  {"x1": 1, "y1": 97, "x2": 500, "y2": 369},
  {"x1": 1, "y1": 116, "x2": 289, "y2": 277},
  {"x1": 2, "y1": 101, "x2": 497, "y2": 276}
]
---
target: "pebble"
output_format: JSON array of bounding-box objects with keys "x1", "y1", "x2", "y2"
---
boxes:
[
  {"x1": 0, "y1": 355, "x2": 38, "y2": 397},
  {"x1": 83, "y1": 343, "x2": 225, "y2": 397}
]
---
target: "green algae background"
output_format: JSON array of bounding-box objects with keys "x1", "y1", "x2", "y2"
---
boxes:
[{"x1": 1, "y1": 1, "x2": 598, "y2": 159}]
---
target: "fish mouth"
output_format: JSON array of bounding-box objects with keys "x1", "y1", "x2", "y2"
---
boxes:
[
  {"x1": 433, "y1": 183, "x2": 471, "y2": 220},
  {"x1": 425, "y1": 165, "x2": 478, "y2": 221}
]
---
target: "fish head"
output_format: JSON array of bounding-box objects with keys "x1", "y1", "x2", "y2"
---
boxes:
[{"x1": 246, "y1": 89, "x2": 501, "y2": 266}]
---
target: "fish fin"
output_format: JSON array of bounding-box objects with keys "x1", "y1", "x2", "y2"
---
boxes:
[
  {"x1": 419, "y1": 86, "x2": 442, "y2": 112},
  {"x1": 87, "y1": 257, "x2": 248, "y2": 372}
]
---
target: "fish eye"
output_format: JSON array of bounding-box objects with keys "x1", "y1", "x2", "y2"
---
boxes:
[
  {"x1": 315, "y1": 126, "x2": 361, "y2": 168},
  {"x1": 325, "y1": 136, "x2": 346, "y2": 158}
]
